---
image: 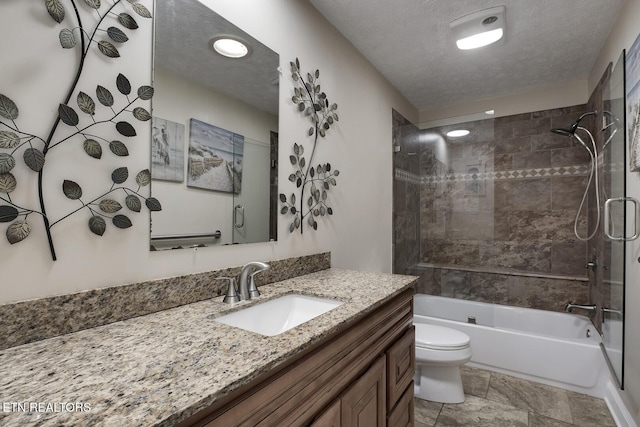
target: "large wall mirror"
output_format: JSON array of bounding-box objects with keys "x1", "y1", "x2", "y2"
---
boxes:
[{"x1": 150, "y1": 0, "x2": 280, "y2": 250}]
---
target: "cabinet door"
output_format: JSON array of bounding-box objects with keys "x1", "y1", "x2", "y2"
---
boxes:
[
  {"x1": 387, "y1": 381, "x2": 414, "y2": 427},
  {"x1": 341, "y1": 356, "x2": 386, "y2": 427},
  {"x1": 311, "y1": 400, "x2": 341, "y2": 427}
]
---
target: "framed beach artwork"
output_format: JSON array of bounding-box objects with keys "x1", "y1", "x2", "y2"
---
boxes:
[
  {"x1": 187, "y1": 119, "x2": 244, "y2": 193},
  {"x1": 626, "y1": 34, "x2": 640, "y2": 171},
  {"x1": 151, "y1": 117, "x2": 185, "y2": 182}
]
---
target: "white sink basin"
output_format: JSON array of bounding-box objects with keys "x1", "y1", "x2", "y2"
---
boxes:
[{"x1": 214, "y1": 294, "x2": 344, "y2": 336}]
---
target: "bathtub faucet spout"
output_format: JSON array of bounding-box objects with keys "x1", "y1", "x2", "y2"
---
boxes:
[{"x1": 564, "y1": 302, "x2": 597, "y2": 313}]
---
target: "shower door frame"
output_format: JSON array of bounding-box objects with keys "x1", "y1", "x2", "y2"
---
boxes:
[{"x1": 600, "y1": 49, "x2": 627, "y2": 389}]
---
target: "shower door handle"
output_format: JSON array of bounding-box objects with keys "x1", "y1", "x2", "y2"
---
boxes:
[
  {"x1": 234, "y1": 204, "x2": 245, "y2": 229},
  {"x1": 604, "y1": 197, "x2": 640, "y2": 241}
]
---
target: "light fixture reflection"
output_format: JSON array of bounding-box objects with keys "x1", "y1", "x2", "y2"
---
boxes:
[
  {"x1": 211, "y1": 37, "x2": 250, "y2": 58},
  {"x1": 446, "y1": 129, "x2": 470, "y2": 138}
]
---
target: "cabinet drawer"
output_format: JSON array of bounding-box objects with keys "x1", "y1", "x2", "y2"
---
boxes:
[
  {"x1": 386, "y1": 326, "x2": 414, "y2": 411},
  {"x1": 387, "y1": 381, "x2": 414, "y2": 427}
]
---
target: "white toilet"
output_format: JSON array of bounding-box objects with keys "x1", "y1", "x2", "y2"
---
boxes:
[{"x1": 414, "y1": 323, "x2": 472, "y2": 404}]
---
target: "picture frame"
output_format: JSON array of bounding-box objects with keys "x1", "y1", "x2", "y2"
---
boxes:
[
  {"x1": 151, "y1": 117, "x2": 185, "y2": 182},
  {"x1": 187, "y1": 119, "x2": 244, "y2": 193},
  {"x1": 626, "y1": 34, "x2": 640, "y2": 171}
]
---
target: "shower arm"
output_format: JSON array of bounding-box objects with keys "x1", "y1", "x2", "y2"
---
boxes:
[{"x1": 570, "y1": 111, "x2": 597, "y2": 137}]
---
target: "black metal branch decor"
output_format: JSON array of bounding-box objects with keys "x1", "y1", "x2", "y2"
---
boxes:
[
  {"x1": 279, "y1": 58, "x2": 340, "y2": 234},
  {"x1": 0, "y1": 0, "x2": 160, "y2": 261}
]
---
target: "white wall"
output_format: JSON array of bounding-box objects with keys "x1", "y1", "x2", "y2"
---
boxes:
[
  {"x1": 589, "y1": 0, "x2": 640, "y2": 422},
  {"x1": 419, "y1": 79, "x2": 588, "y2": 123},
  {"x1": 0, "y1": 0, "x2": 417, "y2": 303}
]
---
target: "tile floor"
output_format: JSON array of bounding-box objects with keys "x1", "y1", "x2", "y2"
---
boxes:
[{"x1": 415, "y1": 366, "x2": 617, "y2": 427}]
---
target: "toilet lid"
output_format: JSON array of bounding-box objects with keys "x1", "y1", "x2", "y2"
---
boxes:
[{"x1": 415, "y1": 324, "x2": 470, "y2": 350}]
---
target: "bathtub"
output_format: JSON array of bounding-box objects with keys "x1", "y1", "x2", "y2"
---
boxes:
[{"x1": 413, "y1": 294, "x2": 610, "y2": 397}]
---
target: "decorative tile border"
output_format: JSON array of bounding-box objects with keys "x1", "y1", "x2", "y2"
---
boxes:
[
  {"x1": 394, "y1": 169, "x2": 421, "y2": 184},
  {"x1": 396, "y1": 162, "x2": 624, "y2": 185},
  {"x1": 422, "y1": 164, "x2": 590, "y2": 184},
  {"x1": 0, "y1": 252, "x2": 331, "y2": 350}
]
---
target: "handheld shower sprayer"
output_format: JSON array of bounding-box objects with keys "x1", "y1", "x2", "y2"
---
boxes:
[{"x1": 550, "y1": 112, "x2": 599, "y2": 241}]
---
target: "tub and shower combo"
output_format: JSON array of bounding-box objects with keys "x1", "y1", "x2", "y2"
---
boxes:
[
  {"x1": 413, "y1": 294, "x2": 610, "y2": 398},
  {"x1": 395, "y1": 107, "x2": 624, "y2": 412}
]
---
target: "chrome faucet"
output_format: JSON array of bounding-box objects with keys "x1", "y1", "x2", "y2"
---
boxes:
[
  {"x1": 564, "y1": 302, "x2": 597, "y2": 314},
  {"x1": 238, "y1": 261, "x2": 271, "y2": 300}
]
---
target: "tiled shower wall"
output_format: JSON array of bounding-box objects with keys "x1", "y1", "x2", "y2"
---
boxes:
[{"x1": 393, "y1": 106, "x2": 595, "y2": 312}]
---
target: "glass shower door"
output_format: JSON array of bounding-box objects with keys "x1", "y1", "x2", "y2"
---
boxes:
[
  {"x1": 601, "y1": 50, "x2": 626, "y2": 388},
  {"x1": 232, "y1": 137, "x2": 272, "y2": 244}
]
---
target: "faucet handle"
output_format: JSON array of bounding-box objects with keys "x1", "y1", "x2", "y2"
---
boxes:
[
  {"x1": 216, "y1": 277, "x2": 240, "y2": 304},
  {"x1": 248, "y1": 271, "x2": 262, "y2": 299}
]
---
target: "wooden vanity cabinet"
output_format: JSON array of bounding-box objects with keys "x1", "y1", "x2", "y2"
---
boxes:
[{"x1": 179, "y1": 288, "x2": 414, "y2": 427}]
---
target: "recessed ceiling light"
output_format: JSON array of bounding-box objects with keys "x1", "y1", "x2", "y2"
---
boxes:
[
  {"x1": 450, "y1": 6, "x2": 506, "y2": 50},
  {"x1": 485, "y1": 110, "x2": 495, "y2": 115},
  {"x1": 210, "y1": 36, "x2": 250, "y2": 58},
  {"x1": 446, "y1": 129, "x2": 470, "y2": 137}
]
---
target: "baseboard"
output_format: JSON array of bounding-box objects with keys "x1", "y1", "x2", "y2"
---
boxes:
[{"x1": 605, "y1": 381, "x2": 638, "y2": 427}]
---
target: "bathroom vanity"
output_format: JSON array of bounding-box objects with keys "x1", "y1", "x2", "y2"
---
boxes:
[
  {"x1": 181, "y1": 284, "x2": 415, "y2": 426},
  {"x1": 0, "y1": 269, "x2": 416, "y2": 427}
]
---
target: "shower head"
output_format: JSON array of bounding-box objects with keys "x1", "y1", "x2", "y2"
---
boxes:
[
  {"x1": 550, "y1": 127, "x2": 575, "y2": 136},
  {"x1": 550, "y1": 111, "x2": 597, "y2": 137},
  {"x1": 550, "y1": 111, "x2": 597, "y2": 151},
  {"x1": 551, "y1": 126, "x2": 590, "y2": 151}
]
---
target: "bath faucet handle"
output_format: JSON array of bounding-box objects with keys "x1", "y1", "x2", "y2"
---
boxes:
[
  {"x1": 248, "y1": 272, "x2": 261, "y2": 298},
  {"x1": 216, "y1": 277, "x2": 240, "y2": 304}
]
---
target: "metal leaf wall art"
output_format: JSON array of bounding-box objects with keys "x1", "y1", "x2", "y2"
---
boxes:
[
  {"x1": 279, "y1": 58, "x2": 340, "y2": 233},
  {"x1": 0, "y1": 0, "x2": 160, "y2": 260}
]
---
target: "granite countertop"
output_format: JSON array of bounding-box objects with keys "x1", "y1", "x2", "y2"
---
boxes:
[{"x1": 0, "y1": 269, "x2": 416, "y2": 426}]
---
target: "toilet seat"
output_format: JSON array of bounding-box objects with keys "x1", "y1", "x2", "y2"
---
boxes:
[{"x1": 415, "y1": 324, "x2": 470, "y2": 351}]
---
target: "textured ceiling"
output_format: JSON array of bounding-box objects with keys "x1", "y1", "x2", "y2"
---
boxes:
[
  {"x1": 308, "y1": 0, "x2": 625, "y2": 111},
  {"x1": 154, "y1": 0, "x2": 279, "y2": 115}
]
